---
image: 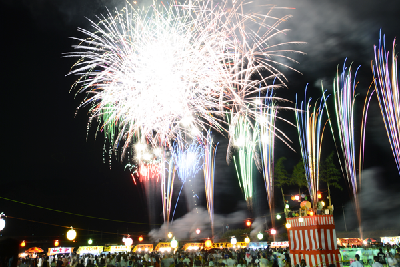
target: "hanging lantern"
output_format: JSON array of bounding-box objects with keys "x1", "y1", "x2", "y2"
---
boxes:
[
  {"x1": 54, "y1": 240, "x2": 59, "y2": 247},
  {"x1": 21, "y1": 240, "x2": 26, "y2": 247},
  {"x1": 171, "y1": 237, "x2": 178, "y2": 249},
  {"x1": 123, "y1": 236, "x2": 133, "y2": 246},
  {"x1": 167, "y1": 232, "x2": 173, "y2": 239},
  {"x1": 88, "y1": 239, "x2": 93, "y2": 245},
  {"x1": 138, "y1": 236, "x2": 144, "y2": 242},
  {"x1": 196, "y1": 228, "x2": 201, "y2": 235},
  {"x1": 257, "y1": 232, "x2": 263, "y2": 240},
  {"x1": 285, "y1": 223, "x2": 291, "y2": 229},
  {"x1": 230, "y1": 237, "x2": 237, "y2": 245},
  {"x1": 270, "y1": 229, "x2": 277, "y2": 235},
  {"x1": 67, "y1": 227, "x2": 77, "y2": 241},
  {"x1": 205, "y1": 239, "x2": 212, "y2": 248},
  {"x1": 317, "y1": 191, "x2": 322, "y2": 199},
  {"x1": 246, "y1": 220, "x2": 252, "y2": 227},
  {"x1": 245, "y1": 237, "x2": 250, "y2": 243},
  {"x1": 276, "y1": 214, "x2": 281, "y2": 220}
]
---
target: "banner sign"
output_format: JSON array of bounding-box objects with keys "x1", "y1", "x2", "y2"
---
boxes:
[
  {"x1": 271, "y1": 242, "x2": 289, "y2": 248},
  {"x1": 48, "y1": 247, "x2": 73, "y2": 255},
  {"x1": 104, "y1": 246, "x2": 131, "y2": 253},
  {"x1": 77, "y1": 246, "x2": 103, "y2": 254}
]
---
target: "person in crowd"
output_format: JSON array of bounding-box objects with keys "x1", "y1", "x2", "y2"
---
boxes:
[
  {"x1": 372, "y1": 256, "x2": 383, "y2": 267},
  {"x1": 378, "y1": 248, "x2": 386, "y2": 265},
  {"x1": 350, "y1": 254, "x2": 363, "y2": 267}
]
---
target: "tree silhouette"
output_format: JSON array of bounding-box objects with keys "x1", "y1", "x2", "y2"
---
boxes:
[
  {"x1": 320, "y1": 152, "x2": 342, "y2": 206},
  {"x1": 291, "y1": 160, "x2": 308, "y2": 195},
  {"x1": 274, "y1": 157, "x2": 290, "y2": 205}
]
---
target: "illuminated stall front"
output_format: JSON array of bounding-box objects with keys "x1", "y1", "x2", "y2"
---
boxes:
[
  {"x1": 104, "y1": 246, "x2": 131, "y2": 253},
  {"x1": 76, "y1": 246, "x2": 103, "y2": 255},
  {"x1": 133, "y1": 244, "x2": 153, "y2": 253},
  {"x1": 48, "y1": 247, "x2": 74, "y2": 256},
  {"x1": 183, "y1": 243, "x2": 204, "y2": 251}
]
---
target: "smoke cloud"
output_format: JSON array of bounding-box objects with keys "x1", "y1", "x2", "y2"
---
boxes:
[{"x1": 149, "y1": 206, "x2": 247, "y2": 241}]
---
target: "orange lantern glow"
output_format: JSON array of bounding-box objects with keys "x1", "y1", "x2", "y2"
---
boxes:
[
  {"x1": 21, "y1": 240, "x2": 26, "y2": 247},
  {"x1": 317, "y1": 191, "x2": 322, "y2": 199},
  {"x1": 309, "y1": 211, "x2": 314, "y2": 216},
  {"x1": 246, "y1": 220, "x2": 252, "y2": 227},
  {"x1": 138, "y1": 236, "x2": 143, "y2": 242},
  {"x1": 54, "y1": 240, "x2": 59, "y2": 247},
  {"x1": 205, "y1": 239, "x2": 212, "y2": 248}
]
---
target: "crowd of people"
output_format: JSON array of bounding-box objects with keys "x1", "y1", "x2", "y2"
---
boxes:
[{"x1": 15, "y1": 248, "x2": 289, "y2": 267}]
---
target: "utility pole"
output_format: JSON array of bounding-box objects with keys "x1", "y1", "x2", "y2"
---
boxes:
[{"x1": 342, "y1": 204, "x2": 347, "y2": 232}]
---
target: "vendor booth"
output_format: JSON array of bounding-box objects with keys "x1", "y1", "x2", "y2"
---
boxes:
[
  {"x1": 48, "y1": 247, "x2": 73, "y2": 256},
  {"x1": 77, "y1": 246, "x2": 103, "y2": 255},
  {"x1": 270, "y1": 242, "x2": 289, "y2": 249},
  {"x1": 103, "y1": 245, "x2": 131, "y2": 253},
  {"x1": 183, "y1": 243, "x2": 204, "y2": 251},
  {"x1": 381, "y1": 236, "x2": 400, "y2": 245},
  {"x1": 337, "y1": 238, "x2": 362, "y2": 247},
  {"x1": 133, "y1": 244, "x2": 153, "y2": 253},
  {"x1": 248, "y1": 242, "x2": 268, "y2": 249}
]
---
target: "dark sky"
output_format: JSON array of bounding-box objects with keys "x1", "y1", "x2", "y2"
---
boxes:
[{"x1": 1, "y1": 0, "x2": 400, "y2": 245}]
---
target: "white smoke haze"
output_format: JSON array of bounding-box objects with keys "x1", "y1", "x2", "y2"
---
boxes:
[
  {"x1": 249, "y1": 217, "x2": 266, "y2": 238},
  {"x1": 336, "y1": 168, "x2": 400, "y2": 232},
  {"x1": 149, "y1": 207, "x2": 247, "y2": 241}
]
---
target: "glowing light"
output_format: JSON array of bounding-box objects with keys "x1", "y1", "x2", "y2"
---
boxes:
[
  {"x1": 123, "y1": 236, "x2": 133, "y2": 247},
  {"x1": 317, "y1": 191, "x2": 322, "y2": 199},
  {"x1": 309, "y1": 211, "x2": 314, "y2": 216},
  {"x1": 276, "y1": 214, "x2": 282, "y2": 220},
  {"x1": 323, "y1": 60, "x2": 364, "y2": 238},
  {"x1": 21, "y1": 240, "x2": 26, "y2": 247},
  {"x1": 270, "y1": 229, "x2": 277, "y2": 235},
  {"x1": 203, "y1": 129, "x2": 218, "y2": 236},
  {"x1": 231, "y1": 237, "x2": 237, "y2": 245},
  {"x1": 285, "y1": 204, "x2": 289, "y2": 209},
  {"x1": 299, "y1": 217, "x2": 304, "y2": 223},
  {"x1": 257, "y1": 232, "x2": 263, "y2": 240},
  {"x1": 256, "y1": 91, "x2": 277, "y2": 229},
  {"x1": 139, "y1": 236, "x2": 143, "y2": 242},
  {"x1": 285, "y1": 223, "x2": 291, "y2": 229},
  {"x1": 246, "y1": 220, "x2": 252, "y2": 227},
  {"x1": 321, "y1": 201, "x2": 325, "y2": 207},
  {"x1": 295, "y1": 195, "x2": 300, "y2": 201},
  {"x1": 67, "y1": 0, "x2": 302, "y2": 157},
  {"x1": 88, "y1": 239, "x2": 93, "y2": 245},
  {"x1": 295, "y1": 87, "x2": 327, "y2": 208},
  {"x1": 54, "y1": 240, "x2": 59, "y2": 247},
  {"x1": 196, "y1": 228, "x2": 201, "y2": 235},
  {"x1": 232, "y1": 116, "x2": 256, "y2": 210},
  {"x1": 245, "y1": 237, "x2": 250, "y2": 243},
  {"x1": 205, "y1": 239, "x2": 212, "y2": 248},
  {"x1": 168, "y1": 232, "x2": 173, "y2": 239},
  {"x1": 373, "y1": 31, "x2": 400, "y2": 175},
  {"x1": 171, "y1": 237, "x2": 178, "y2": 249},
  {"x1": 0, "y1": 213, "x2": 5, "y2": 231},
  {"x1": 67, "y1": 227, "x2": 77, "y2": 241}
]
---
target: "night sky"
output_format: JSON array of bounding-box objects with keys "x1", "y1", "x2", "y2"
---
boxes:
[{"x1": 1, "y1": 0, "x2": 400, "y2": 246}]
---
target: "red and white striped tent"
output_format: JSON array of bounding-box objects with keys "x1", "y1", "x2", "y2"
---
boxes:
[{"x1": 286, "y1": 215, "x2": 342, "y2": 267}]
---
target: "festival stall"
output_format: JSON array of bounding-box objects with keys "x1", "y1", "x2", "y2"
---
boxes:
[
  {"x1": 183, "y1": 243, "x2": 204, "y2": 251},
  {"x1": 76, "y1": 246, "x2": 103, "y2": 255},
  {"x1": 286, "y1": 215, "x2": 341, "y2": 267},
  {"x1": 337, "y1": 238, "x2": 362, "y2": 247},
  {"x1": 155, "y1": 242, "x2": 173, "y2": 252},
  {"x1": 47, "y1": 247, "x2": 73, "y2": 256},
  {"x1": 103, "y1": 245, "x2": 131, "y2": 253},
  {"x1": 381, "y1": 236, "x2": 400, "y2": 245},
  {"x1": 133, "y1": 244, "x2": 153, "y2": 253},
  {"x1": 270, "y1": 241, "x2": 289, "y2": 249},
  {"x1": 248, "y1": 242, "x2": 269, "y2": 249}
]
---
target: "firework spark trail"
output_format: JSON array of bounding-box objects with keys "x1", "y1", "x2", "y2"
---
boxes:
[
  {"x1": 232, "y1": 115, "x2": 256, "y2": 210},
  {"x1": 329, "y1": 60, "x2": 364, "y2": 238},
  {"x1": 255, "y1": 89, "x2": 276, "y2": 227},
  {"x1": 171, "y1": 138, "x2": 204, "y2": 220},
  {"x1": 202, "y1": 129, "x2": 218, "y2": 236},
  {"x1": 295, "y1": 85, "x2": 328, "y2": 208},
  {"x1": 161, "y1": 153, "x2": 176, "y2": 224},
  {"x1": 372, "y1": 31, "x2": 400, "y2": 175},
  {"x1": 66, "y1": 0, "x2": 303, "y2": 160}
]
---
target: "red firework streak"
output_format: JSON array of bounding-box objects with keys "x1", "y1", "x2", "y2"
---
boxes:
[{"x1": 286, "y1": 215, "x2": 341, "y2": 267}]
